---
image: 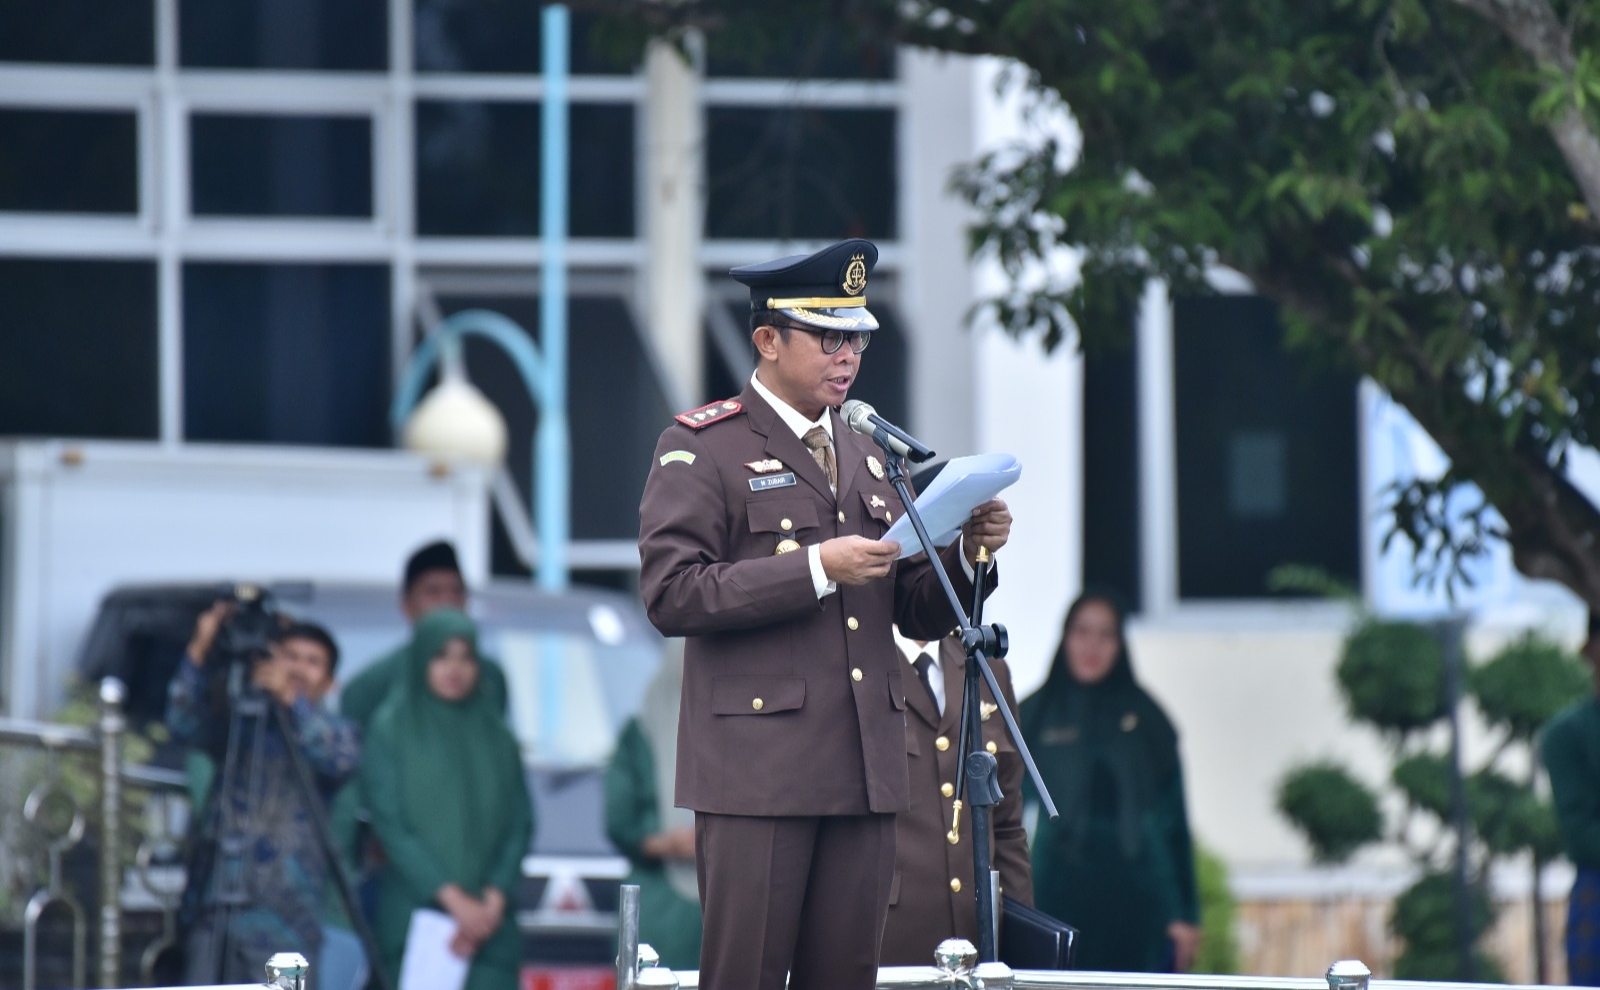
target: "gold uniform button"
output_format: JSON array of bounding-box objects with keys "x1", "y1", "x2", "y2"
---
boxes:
[
  {"x1": 847, "y1": 617, "x2": 859, "y2": 631},
  {"x1": 752, "y1": 698, "x2": 764, "y2": 710},
  {"x1": 780, "y1": 517, "x2": 792, "y2": 531},
  {"x1": 950, "y1": 878, "x2": 962, "y2": 893},
  {"x1": 851, "y1": 668, "x2": 863, "y2": 682},
  {"x1": 941, "y1": 782, "x2": 954, "y2": 798},
  {"x1": 838, "y1": 510, "x2": 846, "y2": 523},
  {"x1": 935, "y1": 736, "x2": 950, "y2": 751},
  {"x1": 986, "y1": 741, "x2": 998, "y2": 755}
]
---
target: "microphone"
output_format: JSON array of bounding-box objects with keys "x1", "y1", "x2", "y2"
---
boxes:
[{"x1": 841, "y1": 400, "x2": 937, "y2": 463}]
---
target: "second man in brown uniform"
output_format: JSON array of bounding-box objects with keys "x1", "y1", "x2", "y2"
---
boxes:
[{"x1": 879, "y1": 628, "x2": 1033, "y2": 965}]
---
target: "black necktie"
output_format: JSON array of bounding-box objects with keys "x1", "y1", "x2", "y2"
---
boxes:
[{"x1": 913, "y1": 653, "x2": 941, "y2": 716}]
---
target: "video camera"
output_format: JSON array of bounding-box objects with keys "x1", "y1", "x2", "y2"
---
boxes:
[{"x1": 211, "y1": 583, "x2": 281, "y2": 665}]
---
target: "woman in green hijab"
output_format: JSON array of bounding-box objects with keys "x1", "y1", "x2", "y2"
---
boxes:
[
  {"x1": 604, "y1": 642, "x2": 703, "y2": 970},
  {"x1": 1021, "y1": 591, "x2": 1200, "y2": 973},
  {"x1": 361, "y1": 609, "x2": 534, "y2": 990}
]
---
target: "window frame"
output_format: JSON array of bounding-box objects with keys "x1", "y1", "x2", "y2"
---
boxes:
[
  {"x1": 0, "y1": 0, "x2": 906, "y2": 456},
  {"x1": 1135, "y1": 271, "x2": 1371, "y2": 625}
]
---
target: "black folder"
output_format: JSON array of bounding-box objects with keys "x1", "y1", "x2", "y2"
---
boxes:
[{"x1": 999, "y1": 895, "x2": 1078, "y2": 970}]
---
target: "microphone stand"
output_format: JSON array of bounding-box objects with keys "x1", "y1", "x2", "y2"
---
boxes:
[{"x1": 880, "y1": 450, "x2": 1058, "y2": 962}]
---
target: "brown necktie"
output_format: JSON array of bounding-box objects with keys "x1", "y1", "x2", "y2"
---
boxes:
[{"x1": 801, "y1": 426, "x2": 836, "y2": 490}]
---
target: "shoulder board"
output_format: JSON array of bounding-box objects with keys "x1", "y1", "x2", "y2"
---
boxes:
[{"x1": 675, "y1": 399, "x2": 744, "y2": 430}]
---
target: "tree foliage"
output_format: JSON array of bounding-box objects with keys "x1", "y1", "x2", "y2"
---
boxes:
[
  {"x1": 1470, "y1": 632, "x2": 1593, "y2": 738},
  {"x1": 1274, "y1": 621, "x2": 1581, "y2": 978},
  {"x1": 1337, "y1": 620, "x2": 1448, "y2": 733},
  {"x1": 585, "y1": 0, "x2": 1600, "y2": 610},
  {"x1": 1277, "y1": 761, "x2": 1385, "y2": 863}
]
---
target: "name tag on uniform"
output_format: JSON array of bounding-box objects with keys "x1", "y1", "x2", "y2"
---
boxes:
[{"x1": 749, "y1": 472, "x2": 797, "y2": 492}]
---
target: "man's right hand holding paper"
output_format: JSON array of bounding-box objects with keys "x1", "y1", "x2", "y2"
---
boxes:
[{"x1": 820, "y1": 536, "x2": 902, "y2": 586}]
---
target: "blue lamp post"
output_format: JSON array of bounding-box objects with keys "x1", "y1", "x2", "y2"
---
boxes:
[{"x1": 392, "y1": 5, "x2": 572, "y2": 592}]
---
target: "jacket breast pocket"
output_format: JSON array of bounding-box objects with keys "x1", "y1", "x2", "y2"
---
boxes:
[
  {"x1": 711, "y1": 675, "x2": 805, "y2": 716},
  {"x1": 746, "y1": 498, "x2": 820, "y2": 537},
  {"x1": 858, "y1": 490, "x2": 899, "y2": 536}
]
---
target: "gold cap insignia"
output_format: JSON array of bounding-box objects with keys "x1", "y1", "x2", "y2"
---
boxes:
[
  {"x1": 841, "y1": 253, "x2": 868, "y2": 296},
  {"x1": 775, "y1": 538, "x2": 801, "y2": 555},
  {"x1": 866, "y1": 455, "x2": 885, "y2": 481}
]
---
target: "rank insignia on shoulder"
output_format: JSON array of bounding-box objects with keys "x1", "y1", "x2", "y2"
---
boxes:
[
  {"x1": 745, "y1": 458, "x2": 785, "y2": 474},
  {"x1": 866, "y1": 455, "x2": 885, "y2": 480},
  {"x1": 659, "y1": 450, "x2": 696, "y2": 467},
  {"x1": 675, "y1": 399, "x2": 744, "y2": 430}
]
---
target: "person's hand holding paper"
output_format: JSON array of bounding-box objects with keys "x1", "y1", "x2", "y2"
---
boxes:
[
  {"x1": 961, "y1": 497, "x2": 1014, "y2": 566},
  {"x1": 883, "y1": 453, "x2": 1022, "y2": 559}
]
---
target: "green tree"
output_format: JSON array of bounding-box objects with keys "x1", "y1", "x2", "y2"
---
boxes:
[
  {"x1": 589, "y1": 0, "x2": 1600, "y2": 610},
  {"x1": 1272, "y1": 623, "x2": 1586, "y2": 979}
]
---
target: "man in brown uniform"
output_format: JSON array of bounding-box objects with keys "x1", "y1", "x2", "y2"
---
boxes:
[
  {"x1": 880, "y1": 628, "x2": 1033, "y2": 965},
  {"x1": 637, "y1": 238, "x2": 1013, "y2": 990}
]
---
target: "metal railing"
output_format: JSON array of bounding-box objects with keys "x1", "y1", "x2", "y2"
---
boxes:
[
  {"x1": 0, "y1": 677, "x2": 189, "y2": 990},
  {"x1": 611, "y1": 884, "x2": 1569, "y2": 990}
]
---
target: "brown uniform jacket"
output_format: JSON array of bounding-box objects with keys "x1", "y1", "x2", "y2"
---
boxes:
[
  {"x1": 880, "y1": 638, "x2": 1034, "y2": 966},
  {"x1": 638, "y1": 383, "x2": 993, "y2": 817}
]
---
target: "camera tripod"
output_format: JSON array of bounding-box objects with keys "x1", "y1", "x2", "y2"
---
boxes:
[{"x1": 184, "y1": 667, "x2": 391, "y2": 990}]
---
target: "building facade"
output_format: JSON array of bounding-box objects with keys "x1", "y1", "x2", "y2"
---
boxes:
[{"x1": 5, "y1": 0, "x2": 1596, "y2": 876}]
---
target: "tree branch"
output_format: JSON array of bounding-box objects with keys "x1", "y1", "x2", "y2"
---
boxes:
[{"x1": 1440, "y1": 0, "x2": 1600, "y2": 217}]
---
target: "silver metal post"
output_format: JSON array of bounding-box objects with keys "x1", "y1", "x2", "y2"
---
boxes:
[
  {"x1": 98, "y1": 677, "x2": 127, "y2": 989},
  {"x1": 618, "y1": 883, "x2": 642, "y2": 990},
  {"x1": 266, "y1": 951, "x2": 310, "y2": 990},
  {"x1": 989, "y1": 869, "x2": 1002, "y2": 953},
  {"x1": 1326, "y1": 959, "x2": 1372, "y2": 990}
]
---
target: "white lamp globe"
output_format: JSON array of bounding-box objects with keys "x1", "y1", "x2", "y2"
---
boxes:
[{"x1": 403, "y1": 375, "x2": 508, "y2": 467}]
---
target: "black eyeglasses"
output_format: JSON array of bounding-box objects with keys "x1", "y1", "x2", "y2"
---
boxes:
[{"x1": 772, "y1": 322, "x2": 872, "y2": 355}]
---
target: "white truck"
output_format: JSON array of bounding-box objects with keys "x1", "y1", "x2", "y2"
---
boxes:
[{"x1": 0, "y1": 439, "x2": 491, "y2": 721}]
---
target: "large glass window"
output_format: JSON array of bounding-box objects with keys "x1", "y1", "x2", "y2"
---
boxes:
[
  {"x1": 1081, "y1": 333, "x2": 1143, "y2": 610},
  {"x1": 706, "y1": 107, "x2": 896, "y2": 240},
  {"x1": 0, "y1": 259, "x2": 158, "y2": 439},
  {"x1": 413, "y1": 4, "x2": 641, "y2": 75},
  {"x1": 183, "y1": 263, "x2": 391, "y2": 447},
  {"x1": 0, "y1": 109, "x2": 138, "y2": 214},
  {"x1": 1172, "y1": 295, "x2": 1360, "y2": 599},
  {"x1": 179, "y1": 0, "x2": 387, "y2": 71},
  {"x1": 190, "y1": 114, "x2": 373, "y2": 219},
  {"x1": 415, "y1": 102, "x2": 635, "y2": 237},
  {"x1": 0, "y1": 0, "x2": 154, "y2": 66}
]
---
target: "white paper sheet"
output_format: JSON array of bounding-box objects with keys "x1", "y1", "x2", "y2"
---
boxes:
[
  {"x1": 883, "y1": 452, "x2": 1022, "y2": 559},
  {"x1": 398, "y1": 908, "x2": 470, "y2": 990}
]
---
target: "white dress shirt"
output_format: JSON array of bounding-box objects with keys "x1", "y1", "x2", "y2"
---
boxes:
[{"x1": 893, "y1": 626, "x2": 945, "y2": 716}]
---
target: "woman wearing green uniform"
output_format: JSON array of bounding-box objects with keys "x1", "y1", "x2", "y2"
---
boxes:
[
  {"x1": 605, "y1": 646, "x2": 704, "y2": 970},
  {"x1": 1021, "y1": 592, "x2": 1200, "y2": 972},
  {"x1": 361, "y1": 609, "x2": 534, "y2": 990}
]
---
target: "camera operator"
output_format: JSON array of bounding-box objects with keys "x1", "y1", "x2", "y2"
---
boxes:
[{"x1": 166, "y1": 602, "x2": 360, "y2": 986}]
